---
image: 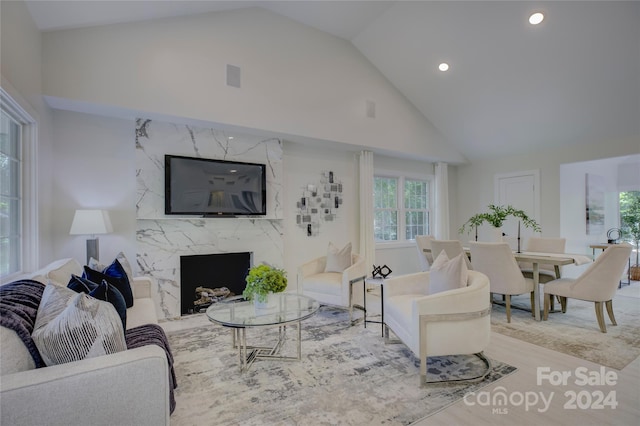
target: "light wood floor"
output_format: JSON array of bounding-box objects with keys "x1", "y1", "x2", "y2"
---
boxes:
[{"x1": 415, "y1": 281, "x2": 640, "y2": 426}]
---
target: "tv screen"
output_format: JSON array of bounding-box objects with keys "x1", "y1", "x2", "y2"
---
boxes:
[{"x1": 165, "y1": 155, "x2": 267, "y2": 216}]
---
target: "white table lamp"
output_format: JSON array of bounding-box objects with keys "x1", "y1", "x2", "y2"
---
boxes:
[{"x1": 70, "y1": 209, "x2": 113, "y2": 264}]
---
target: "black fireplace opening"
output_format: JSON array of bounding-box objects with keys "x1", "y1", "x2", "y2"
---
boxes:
[{"x1": 180, "y1": 252, "x2": 252, "y2": 315}]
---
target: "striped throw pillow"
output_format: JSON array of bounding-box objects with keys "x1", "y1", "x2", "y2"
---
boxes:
[{"x1": 32, "y1": 285, "x2": 126, "y2": 366}]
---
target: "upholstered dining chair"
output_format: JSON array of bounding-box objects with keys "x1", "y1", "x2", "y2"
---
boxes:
[
  {"x1": 430, "y1": 239, "x2": 472, "y2": 269},
  {"x1": 383, "y1": 269, "x2": 491, "y2": 387},
  {"x1": 298, "y1": 243, "x2": 366, "y2": 323},
  {"x1": 469, "y1": 241, "x2": 535, "y2": 323},
  {"x1": 519, "y1": 237, "x2": 567, "y2": 283},
  {"x1": 415, "y1": 235, "x2": 434, "y2": 271},
  {"x1": 543, "y1": 243, "x2": 632, "y2": 333}
]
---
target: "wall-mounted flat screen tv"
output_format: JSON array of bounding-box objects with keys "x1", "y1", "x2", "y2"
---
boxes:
[{"x1": 165, "y1": 155, "x2": 267, "y2": 216}]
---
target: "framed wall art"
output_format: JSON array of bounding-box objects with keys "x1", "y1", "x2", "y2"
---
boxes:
[{"x1": 585, "y1": 173, "x2": 605, "y2": 235}]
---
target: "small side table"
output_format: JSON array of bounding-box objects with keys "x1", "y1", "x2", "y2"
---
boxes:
[
  {"x1": 363, "y1": 277, "x2": 388, "y2": 336},
  {"x1": 589, "y1": 244, "x2": 631, "y2": 287}
]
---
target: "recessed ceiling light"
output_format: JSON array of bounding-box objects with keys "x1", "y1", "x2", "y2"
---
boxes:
[
  {"x1": 529, "y1": 12, "x2": 544, "y2": 25},
  {"x1": 438, "y1": 63, "x2": 449, "y2": 72}
]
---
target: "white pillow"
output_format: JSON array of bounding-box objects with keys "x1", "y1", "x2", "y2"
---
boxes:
[
  {"x1": 428, "y1": 250, "x2": 469, "y2": 295},
  {"x1": 46, "y1": 258, "x2": 83, "y2": 287},
  {"x1": 324, "y1": 242, "x2": 352, "y2": 273},
  {"x1": 32, "y1": 285, "x2": 126, "y2": 366}
]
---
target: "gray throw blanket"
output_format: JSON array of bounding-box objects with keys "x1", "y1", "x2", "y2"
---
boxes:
[
  {"x1": 0, "y1": 279, "x2": 46, "y2": 368},
  {"x1": 125, "y1": 323, "x2": 178, "y2": 414}
]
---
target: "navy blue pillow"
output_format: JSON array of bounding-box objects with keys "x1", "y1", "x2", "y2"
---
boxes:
[
  {"x1": 68, "y1": 274, "x2": 127, "y2": 329},
  {"x1": 83, "y1": 261, "x2": 134, "y2": 308}
]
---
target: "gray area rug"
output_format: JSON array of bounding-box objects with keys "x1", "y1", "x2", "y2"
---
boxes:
[
  {"x1": 491, "y1": 294, "x2": 640, "y2": 370},
  {"x1": 166, "y1": 307, "x2": 516, "y2": 425}
]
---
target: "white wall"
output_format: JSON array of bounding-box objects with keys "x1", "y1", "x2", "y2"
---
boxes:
[
  {"x1": 283, "y1": 142, "x2": 360, "y2": 289},
  {"x1": 46, "y1": 111, "x2": 367, "y2": 298},
  {"x1": 560, "y1": 154, "x2": 640, "y2": 278},
  {"x1": 48, "y1": 109, "x2": 441, "y2": 288},
  {"x1": 41, "y1": 7, "x2": 465, "y2": 164},
  {"x1": 1, "y1": 0, "x2": 55, "y2": 267},
  {"x1": 455, "y1": 137, "x2": 640, "y2": 247},
  {"x1": 50, "y1": 110, "x2": 137, "y2": 266}
]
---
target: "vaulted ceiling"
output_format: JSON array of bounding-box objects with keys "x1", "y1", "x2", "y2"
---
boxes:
[{"x1": 25, "y1": 1, "x2": 640, "y2": 160}]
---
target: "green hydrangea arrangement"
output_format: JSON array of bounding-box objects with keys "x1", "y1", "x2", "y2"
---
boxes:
[{"x1": 242, "y1": 264, "x2": 287, "y2": 302}]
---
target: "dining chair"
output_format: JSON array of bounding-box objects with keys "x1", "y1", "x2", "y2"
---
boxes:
[
  {"x1": 469, "y1": 241, "x2": 535, "y2": 323},
  {"x1": 543, "y1": 243, "x2": 632, "y2": 333},
  {"x1": 430, "y1": 239, "x2": 472, "y2": 269},
  {"x1": 519, "y1": 237, "x2": 567, "y2": 282},
  {"x1": 415, "y1": 235, "x2": 434, "y2": 271}
]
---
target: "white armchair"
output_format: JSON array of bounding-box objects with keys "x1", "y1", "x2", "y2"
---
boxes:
[
  {"x1": 383, "y1": 270, "x2": 491, "y2": 387},
  {"x1": 298, "y1": 253, "x2": 366, "y2": 322},
  {"x1": 415, "y1": 235, "x2": 434, "y2": 271}
]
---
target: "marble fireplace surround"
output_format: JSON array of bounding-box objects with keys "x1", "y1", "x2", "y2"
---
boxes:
[{"x1": 135, "y1": 119, "x2": 284, "y2": 320}]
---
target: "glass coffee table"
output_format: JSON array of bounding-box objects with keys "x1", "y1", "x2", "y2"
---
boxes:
[{"x1": 206, "y1": 293, "x2": 319, "y2": 372}]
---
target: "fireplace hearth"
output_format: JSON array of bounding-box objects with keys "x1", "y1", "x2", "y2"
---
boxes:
[{"x1": 180, "y1": 252, "x2": 252, "y2": 315}]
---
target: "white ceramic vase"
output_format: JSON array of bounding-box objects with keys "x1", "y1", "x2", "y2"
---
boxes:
[{"x1": 253, "y1": 292, "x2": 277, "y2": 310}]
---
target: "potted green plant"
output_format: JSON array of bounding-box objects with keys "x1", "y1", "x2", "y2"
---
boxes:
[
  {"x1": 620, "y1": 192, "x2": 640, "y2": 280},
  {"x1": 242, "y1": 264, "x2": 287, "y2": 305},
  {"x1": 459, "y1": 204, "x2": 541, "y2": 250}
]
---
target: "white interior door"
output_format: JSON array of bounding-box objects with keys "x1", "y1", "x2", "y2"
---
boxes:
[{"x1": 495, "y1": 170, "x2": 540, "y2": 250}]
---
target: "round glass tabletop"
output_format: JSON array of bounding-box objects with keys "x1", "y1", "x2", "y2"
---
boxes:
[{"x1": 206, "y1": 293, "x2": 319, "y2": 327}]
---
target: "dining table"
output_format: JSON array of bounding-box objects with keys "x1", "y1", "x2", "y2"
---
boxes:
[{"x1": 423, "y1": 248, "x2": 592, "y2": 321}]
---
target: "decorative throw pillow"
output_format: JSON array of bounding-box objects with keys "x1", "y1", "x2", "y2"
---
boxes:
[
  {"x1": 32, "y1": 291, "x2": 126, "y2": 366},
  {"x1": 428, "y1": 250, "x2": 469, "y2": 295},
  {"x1": 33, "y1": 284, "x2": 77, "y2": 331},
  {"x1": 324, "y1": 242, "x2": 352, "y2": 273},
  {"x1": 45, "y1": 258, "x2": 83, "y2": 287},
  {"x1": 84, "y1": 261, "x2": 134, "y2": 308},
  {"x1": 87, "y1": 257, "x2": 105, "y2": 273},
  {"x1": 89, "y1": 252, "x2": 134, "y2": 285},
  {"x1": 114, "y1": 252, "x2": 134, "y2": 284},
  {"x1": 68, "y1": 275, "x2": 127, "y2": 329}
]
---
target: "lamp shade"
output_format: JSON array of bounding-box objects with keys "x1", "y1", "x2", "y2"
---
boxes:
[{"x1": 69, "y1": 209, "x2": 113, "y2": 235}]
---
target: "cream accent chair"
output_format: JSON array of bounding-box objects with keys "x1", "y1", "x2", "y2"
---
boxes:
[
  {"x1": 298, "y1": 253, "x2": 366, "y2": 322},
  {"x1": 470, "y1": 242, "x2": 535, "y2": 323},
  {"x1": 415, "y1": 235, "x2": 434, "y2": 271},
  {"x1": 430, "y1": 239, "x2": 472, "y2": 269},
  {"x1": 519, "y1": 237, "x2": 567, "y2": 283},
  {"x1": 543, "y1": 243, "x2": 632, "y2": 333},
  {"x1": 383, "y1": 270, "x2": 491, "y2": 387}
]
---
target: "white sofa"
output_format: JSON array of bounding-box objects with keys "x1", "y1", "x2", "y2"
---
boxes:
[{"x1": 0, "y1": 258, "x2": 170, "y2": 426}]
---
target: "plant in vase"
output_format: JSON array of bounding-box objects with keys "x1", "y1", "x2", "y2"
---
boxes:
[
  {"x1": 242, "y1": 264, "x2": 287, "y2": 304},
  {"x1": 459, "y1": 204, "x2": 541, "y2": 250},
  {"x1": 620, "y1": 191, "x2": 640, "y2": 280}
]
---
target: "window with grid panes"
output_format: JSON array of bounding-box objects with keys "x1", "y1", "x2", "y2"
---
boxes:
[
  {"x1": 374, "y1": 175, "x2": 430, "y2": 242},
  {"x1": 0, "y1": 109, "x2": 21, "y2": 277}
]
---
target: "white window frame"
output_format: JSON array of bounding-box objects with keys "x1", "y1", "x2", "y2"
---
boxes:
[
  {"x1": 374, "y1": 169, "x2": 433, "y2": 248},
  {"x1": 1, "y1": 86, "x2": 38, "y2": 281}
]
